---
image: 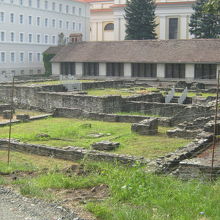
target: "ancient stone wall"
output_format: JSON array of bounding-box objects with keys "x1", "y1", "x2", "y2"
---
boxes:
[
  {"x1": 0, "y1": 139, "x2": 149, "y2": 165},
  {"x1": 54, "y1": 107, "x2": 171, "y2": 126}
]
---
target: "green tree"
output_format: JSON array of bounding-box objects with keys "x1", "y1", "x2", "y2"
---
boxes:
[
  {"x1": 204, "y1": 0, "x2": 220, "y2": 15},
  {"x1": 189, "y1": 0, "x2": 220, "y2": 38},
  {"x1": 124, "y1": 0, "x2": 157, "y2": 40}
]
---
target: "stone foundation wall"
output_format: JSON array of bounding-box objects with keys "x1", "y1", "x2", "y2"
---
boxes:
[
  {"x1": 54, "y1": 107, "x2": 171, "y2": 126},
  {"x1": 0, "y1": 104, "x2": 11, "y2": 114},
  {"x1": 0, "y1": 139, "x2": 149, "y2": 165}
]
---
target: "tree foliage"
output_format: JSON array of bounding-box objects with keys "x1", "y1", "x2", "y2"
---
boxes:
[
  {"x1": 189, "y1": 0, "x2": 220, "y2": 38},
  {"x1": 124, "y1": 0, "x2": 157, "y2": 40},
  {"x1": 204, "y1": 0, "x2": 220, "y2": 15}
]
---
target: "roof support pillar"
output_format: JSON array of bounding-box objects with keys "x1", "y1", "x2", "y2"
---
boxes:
[
  {"x1": 52, "y1": 63, "x2": 60, "y2": 75},
  {"x1": 99, "y1": 63, "x2": 106, "y2": 76},
  {"x1": 157, "y1": 64, "x2": 165, "y2": 78},
  {"x1": 75, "y1": 62, "x2": 83, "y2": 77},
  {"x1": 185, "y1": 64, "x2": 194, "y2": 80},
  {"x1": 124, "y1": 63, "x2": 131, "y2": 78}
]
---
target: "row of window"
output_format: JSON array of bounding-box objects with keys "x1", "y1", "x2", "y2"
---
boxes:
[
  {"x1": 1, "y1": 69, "x2": 42, "y2": 75},
  {"x1": 0, "y1": 0, "x2": 83, "y2": 16},
  {"x1": 0, "y1": 31, "x2": 81, "y2": 45},
  {"x1": 0, "y1": 13, "x2": 81, "y2": 31},
  {"x1": 0, "y1": 51, "x2": 42, "y2": 63},
  {"x1": 60, "y1": 63, "x2": 217, "y2": 79}
]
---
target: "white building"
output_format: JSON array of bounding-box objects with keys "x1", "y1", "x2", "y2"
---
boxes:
[
  {"x1": 0, "y1": 0, "x2": 90, "y2": 77},
  {"x1": 88, "y1": 0, "x2": 194, "y2": 41}
]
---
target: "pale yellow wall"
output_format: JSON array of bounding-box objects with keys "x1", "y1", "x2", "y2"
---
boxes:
[{"x1": 155, "y1": 16, "x2": 160, "y2": 38}]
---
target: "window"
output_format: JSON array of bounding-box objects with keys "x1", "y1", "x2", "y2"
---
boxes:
[
  {"x1": 28, "y1": 0, "x2": 32, "y2": 7},
  {"x1": 11, "y1": 70, "x2": 16, "y2": 75},
  {"x1": 37, "y1": 53, "x2": 41, "y2": 62},
  {"x1": 10, "y1": 0, "x2": 14, "y2": 3},
  {"x1": 29, "y1": 69, "x2": 33, "y2": 75},
  {"x1": 20, "y1": 70, "x2": 24, "y2": 74},
  {"x1": 19, "y1": 33, "x2": 24, "y2": 42},
  {"x1": 45, "y1": 1, "x2": 48, "y2": 9},
  {"x1": 79, "y1": 8, "x2": 82, "y2": 16},
  {"x1": 37, "y1": 69, "x2": 41, "y2": 74},
  {"x1": 44, "y1": 35, "x2": 48, "y2": 44},
  {"x1": 0, "y1": 12, "x2": 4, "y2": 23},
  {"x1": 10, "y1": 32, "x2": 15, "y2": 42},
  {"x1": 195, "y1": 64, "x2": 217, "y2": 79},
  {"x1": 104, "y1": 23, "x2": 114, "y2": 31},
  {"x1": 165, "y1": 64, "x2": 185, "y2": 78},
  {"x1": 20, "y1": 0, "x2": 23, "y2": 6},
  {"x1": 20, "y1": 52, "x2": 24, "y2": 62},
  {"x1": 132, "y1": 63, "x2": 157, "y2": 77},
  {"x1": 37, "y1": 34, "x2": 41, "y2": 43},
  {"x1": 28, "y1": 16, "x2": 32, "y2": 25},
  {"x1": 72, "y1": 6, "x2": 75, "y2": 14},
  {"x1": 59, "y1": 20, "x2": 62, "y2": 28},
  {"x1": 45, "y1": 18, "x2": 48, "y2": 27},
  {"x1": 106, "y1": 63, "x2": 124, "y2": 77},
  {"x1": 28, "y1": 33, "x2": 32, "y2": 43},
  {"x1": 52, "y1": 19, "x2": 56, "y2": 28},
  {"x1": 66, "y1": 21, "x2": 69, "y2": 30},
  {"x1": 78, "y1": 23, "x2": 82, "y2": 31},
  {"x1": 0, "y1": 32, "x2": 5, "y2": 41},
  {"x1": 19, "y1": 14, "x2": 23, "y2": 24},
  {"x1": 61, "y1": 63, "x2": 75, "y2": 75},
  {"x1": 10, "y1": 52, "x2": 15, "y2": 63},
  {"x1": 0, "y1": 52, "x2": 5, "y2": 63},
  {"x1": 66, "y1": 5, "x2": 69, "y2": 13},
  {"x1": 59, "y1": 4, "x2": 62, "y2": 12},
  {"x1": 37, "y1": 0, "x2": 40, "y2": 8},
  {"x1": 37, "y1": 17, "x2": 40, "y2": 26},
  {"x1": 72, "y1": 22, "x2": 75, "y2": 30},
  {"x1": 83, "y1": 63, "x2": 99, "y2": 76},
  {"x1": 28, "y1": 53, "x2": 33, "y2": 62},
  {"x1": 52, "y1": 35, "x2": 56, "y2": 44},
  {"x1": 10, "y1": 13, "x2": 14, "y2": 23},
  {"x1": 169, "y1": 18, "x2": 178, "y2": 39},
  {"x1": 52, "y1": 2, "x2": 56, "y2": 10}
]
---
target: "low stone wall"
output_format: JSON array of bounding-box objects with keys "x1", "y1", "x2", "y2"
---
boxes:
[
  {"x1": 123, "y1": 101, "x2": 185, "y2": 118},
  {"x1": 0, "y1": 85, "x2": 123, "y2": 113},
  {"x1": 0, "y1": 114, "x2": 52, "y2": 127},
  {"x1": 0, "y1": 104, "x2": 11, "y2": 114},
  {"x1": 0, "y1": 139, "x2": 149, "y2": 165},
  {"x1": 124, "y1": 93, "x2": 164, "y2": 103},
  {"x1": 150, "y1": 132, "x2": 213, "y2": 174},
  {"x1": 54, "y1": 107, "x2": 171, "y2": 126}
]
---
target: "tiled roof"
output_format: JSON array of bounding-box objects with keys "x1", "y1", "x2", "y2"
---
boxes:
[{"x1": 51, "y1": 39, "x2": 220, "y2": 64}]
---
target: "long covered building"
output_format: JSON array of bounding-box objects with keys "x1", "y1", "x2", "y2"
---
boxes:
[{"x1": 50, "y1": 39, "x2": 220, "y2": 81}]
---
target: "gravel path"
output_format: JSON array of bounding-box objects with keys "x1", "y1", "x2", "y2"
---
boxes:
[{"x1": 0, "y1": 186, "x2": 84, "y2": 220}]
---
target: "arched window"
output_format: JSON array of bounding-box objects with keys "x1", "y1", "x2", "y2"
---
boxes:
[{"x1": 104, "y1": 23, "x2": 114, "y2": 31}]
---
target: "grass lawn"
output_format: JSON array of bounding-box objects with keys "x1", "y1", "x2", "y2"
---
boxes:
[
  {"x1": 116, "y1": 111, "x2": 160, "y2": 117},
  {"x1": 0, "y1": 117, "x2": 190, "y2": 159},
  {"x1": 175, "y1": 91, "x2": 216, "y2": 97},
  {"x1": 0, "y1": 151, "x2": 219, "y2": 220},
  {"x1": 22, "y1": 80, "x2": 98, "y2": 86},
  {"x1": 87, "y1": 87, "x2": 158, "y2": 97}
]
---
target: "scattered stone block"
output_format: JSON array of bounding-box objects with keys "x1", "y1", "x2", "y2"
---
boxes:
[
  {"x1": 92, "y1": 140, "x2": 120, "y2": 151},
  {"x1": 131, "y1": 118, "x2": 158, "y2": 135},
  {"x1": 2, "y1": 110, "x2": 13, "y2": 119},
  {"x1": 35, "y1": 133, "x2": 51, "y2": 139},
  {"x1": 80, "y1": 123, "x2": 92, "y2": 128},
  {"x1": 16, "y1": 114, "x2": 30, "y2": 121}
]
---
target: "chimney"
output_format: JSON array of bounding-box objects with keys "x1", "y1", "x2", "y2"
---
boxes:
[{"x1": 69, "y1": 33, "x2": 83, "y2": 43}]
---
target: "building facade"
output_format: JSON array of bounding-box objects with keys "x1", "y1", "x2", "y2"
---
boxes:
[
  {"x1": 0, "y1": 0, "x2": 90, "y2": 77},
  {"x1": 50, "y1": 39, "x2": 220, "y2": 81},
  {"x1": 87, "y1": 0, "x2": 194, "y2": 41}
]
